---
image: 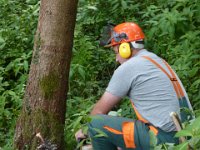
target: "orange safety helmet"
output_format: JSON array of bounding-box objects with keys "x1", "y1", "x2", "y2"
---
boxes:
[{"x1": 106, "y1": 22, "x2": 145, "y2": 47}]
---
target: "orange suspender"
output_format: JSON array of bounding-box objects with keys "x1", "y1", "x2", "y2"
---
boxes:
[
  {"x1": 131, "y1": 103, "x2": 149, "y2": 123},
  {"x1": 142, "y1": 56, "x2": 185, "y2": 99},
  {"x1": 162, "y1": 60, "x2": 185, "y2": 98}
]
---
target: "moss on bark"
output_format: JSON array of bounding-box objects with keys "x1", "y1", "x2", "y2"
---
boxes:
[{"x1": 39, "y1": 72, "x2": 59, "y2": 99}]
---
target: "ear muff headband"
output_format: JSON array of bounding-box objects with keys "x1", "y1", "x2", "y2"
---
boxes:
[{"x1": 119, "y1": 43, "x2": 131, "y2": 59}]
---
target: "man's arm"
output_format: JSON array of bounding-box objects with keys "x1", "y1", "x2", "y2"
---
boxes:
[
  {"x1": 75, "y1": 91, "x2": 121, "y2": 141},
  {"x1": 90, "y1": 91, "x2": 121, "y2": 115}
]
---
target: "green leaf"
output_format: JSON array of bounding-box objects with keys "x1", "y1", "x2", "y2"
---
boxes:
[
  {"x1": 175, "y1": 129, "x2": 193, "y2": 137},
  {"x1": 121, "y1": 0, "x2": 127, "y2": 9},
  {"x1": 23, "y1": 60, "x2": 29, "y2": 72},
  {"x1": 87, "y1": 6, "x2": 98, "y2": 11},
  {"x1": 78, "y1": 66, "x2": 86, "y2": 80},
  {"x1": 187, "y1": 116, "x2": 200, "y2": 131},
  {"x1": 188, "y1": 68, "x2": 198, "y2": 78},
  {"x1": 0, "y1": 96, "x2": 6, "y2": 108},
  {"x1": 73, "y1": 116, "x2": 83, "y2": 129},
  {"x1": 82, "y1": 126, "x2": 89, "y2": 135},
  {"x1": 173, "y1": 142, "x2": 189, "y2": 150},
  {"x1": 0, "y1": 36, "x2": 6, "y2": 50},
  {"x1": 26, "y1": 0, "x2": 38, "y2": 5},
  {"x1": 7, "y1": 91, "x2": 16, "y2": 97}
]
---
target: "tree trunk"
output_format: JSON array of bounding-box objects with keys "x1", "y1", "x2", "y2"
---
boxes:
[{"x1": 14, "y1": 0, "x2": 78, "y2": 149}]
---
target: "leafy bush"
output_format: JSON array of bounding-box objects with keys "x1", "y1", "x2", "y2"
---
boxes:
[{"x1": 0, "y1": 0, "x2": 39, "y2": 148}]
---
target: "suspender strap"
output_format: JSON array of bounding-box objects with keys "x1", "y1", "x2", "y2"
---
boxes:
[
  {"x1": 131, "y1": 101, "x2": 159, "y2": 135},
  {"x1": 142, "y1": 56, "x2": 185, "y2": 99},
  {"x1": 131, "y1": 102, "x2": 149, "y2": 123},
  {"x1": 162, "y1": 60, "x2": 185, "y2": 98}
]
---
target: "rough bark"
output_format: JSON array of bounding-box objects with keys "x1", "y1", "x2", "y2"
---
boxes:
[{"x1": 14, "y1": 0, "x2": 78, "y2": 149}]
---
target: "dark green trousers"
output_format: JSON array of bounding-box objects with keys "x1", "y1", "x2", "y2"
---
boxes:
[{"x1": 88, "y1": 115, "x2": 178, "y2": 150}]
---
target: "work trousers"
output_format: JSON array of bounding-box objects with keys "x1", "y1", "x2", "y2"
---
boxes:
[{"x1": 88, "y1": 115, "x2": 178, "y2": 150}]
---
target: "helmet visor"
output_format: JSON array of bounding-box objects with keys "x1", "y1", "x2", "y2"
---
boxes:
[
  {"x1": 99, "y1": 24, "x2": 129, "y2": 47},
  {"x1": 99, "y1": 24, "x2": 114, "y2": 47}
]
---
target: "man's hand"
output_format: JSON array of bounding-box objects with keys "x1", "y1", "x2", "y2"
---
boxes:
[{"x1": 75, "y1": 129, "x2": 87, "y2": 141}]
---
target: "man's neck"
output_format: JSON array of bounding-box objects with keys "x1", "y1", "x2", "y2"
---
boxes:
[{"x1": 131, "y1": 48, "x2": 143, "y2": 57}]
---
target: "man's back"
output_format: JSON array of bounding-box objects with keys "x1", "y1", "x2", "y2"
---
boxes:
[{"x1": 106, "y1": 49, "x2": 192, "y2": 132}]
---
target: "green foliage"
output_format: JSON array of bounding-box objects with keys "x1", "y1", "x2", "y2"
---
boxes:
[
  {"x1": 0, "y1": 0, "x2": 200, "y2": 149},
  {"x1": 0, "y1": 0, "x2": 39, "y2": 148},
  {"x1": 175, "y1": 116, "x2": 200, "y2": 149},
  {"x1": 65, "y1": 96, "x2": 94, "y2": 149},
  {"x1": 155, "y1": 116, "x2": 200, "y2": 150}
]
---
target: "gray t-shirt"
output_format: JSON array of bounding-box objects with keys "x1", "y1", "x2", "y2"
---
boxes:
[{"x1": 106, "y1": 49, "x2": 192, "y2": 132}]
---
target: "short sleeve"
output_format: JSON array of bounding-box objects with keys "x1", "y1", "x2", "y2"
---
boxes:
[{"x1": 106, "y1": 63, "x2": 134, "y2": 98}]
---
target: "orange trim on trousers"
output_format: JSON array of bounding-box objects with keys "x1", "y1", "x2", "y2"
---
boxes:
[
  {"x1": 104, "y1": 121, "x2": 158, "y2": 148},
  {"x1": 122, "y1": 122, "x2": 136, "y2": 148},
  {"x1": 103, "y1": 122, "x2": 136, "y2": 149},
  {"x1": 103, "y1": 126, "x2": 123, "y2": 135}
]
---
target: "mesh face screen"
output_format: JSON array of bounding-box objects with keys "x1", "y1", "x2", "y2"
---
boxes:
[{"x1": 99, "y1": 24, "x2": 114, "y2": 46}]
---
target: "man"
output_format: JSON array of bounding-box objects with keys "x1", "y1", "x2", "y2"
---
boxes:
[{"x1": 75, "y1": 22, "x2": 193, "y2": 150}]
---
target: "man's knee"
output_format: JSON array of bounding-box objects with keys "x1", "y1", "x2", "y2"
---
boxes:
[{"x1": 88, "y1": 115, "x2": 106, "y2": 136}]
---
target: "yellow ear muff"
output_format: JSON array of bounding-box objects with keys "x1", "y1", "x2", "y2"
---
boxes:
[{"x1": 119, "y1": 43, "x2": 131, "y2": 59}]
